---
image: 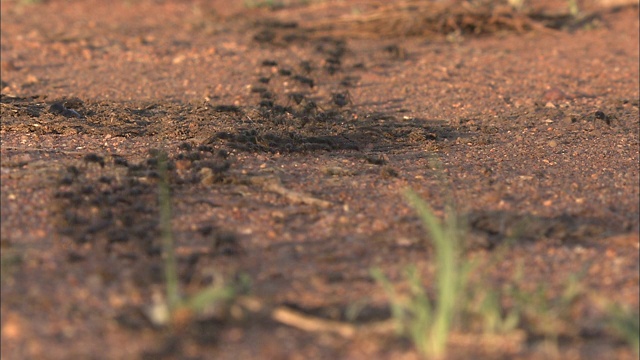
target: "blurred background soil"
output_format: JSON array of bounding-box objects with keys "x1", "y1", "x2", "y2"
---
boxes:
[{"x1": 1, "y1": 0, "x2": 638, "y2": 359}]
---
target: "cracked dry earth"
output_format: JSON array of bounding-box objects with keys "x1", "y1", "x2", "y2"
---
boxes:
[{"x1": 1, "y1": 1, "x2": 639, "y2": 359}]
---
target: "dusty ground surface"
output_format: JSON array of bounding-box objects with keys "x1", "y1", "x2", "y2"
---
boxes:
[{"x1": 1, "y1": 0, "x2": 639, "y2": 359}]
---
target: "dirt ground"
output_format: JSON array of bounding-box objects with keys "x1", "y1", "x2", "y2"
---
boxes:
[{"x1": 1, "y1": 0, "x2": 639, "y2": 359}]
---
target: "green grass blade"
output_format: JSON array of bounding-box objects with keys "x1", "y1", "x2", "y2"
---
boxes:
[
  {"x1": 404, "y1": 189, "x2": 461, "y2": 357},
  {"x1": 158, "y1": 151, "x2": 181, "y2": 310}
]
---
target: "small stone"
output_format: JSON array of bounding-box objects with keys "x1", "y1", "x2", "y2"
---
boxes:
[
  {"x1": 174, "y1": 159, "x2": 191, "y2": 172},
  {"x1": 172, "y1": 54, "x2": 186, "y2": 64},
  {"x1": 25, "y1": 74, "x2": 38, "y2": 84},
  {"x1": 199, "y1": 167, "x2": 214, "y2": 185},
  {"x1": 1, "y1": 314, "x2": 23, "y2": 340}
]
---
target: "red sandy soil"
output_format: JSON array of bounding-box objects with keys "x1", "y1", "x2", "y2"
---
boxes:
[{"x1": 1, "y1": 1, "x2": 638, "y2": 359}]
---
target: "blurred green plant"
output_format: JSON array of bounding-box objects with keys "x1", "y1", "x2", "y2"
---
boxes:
[
  {"x1": 371, "y1": 189, "x2": 471, "y2": 358},
  {"x1": 505, "y1": 268, "x2": 584, "y2": 344},
  {"x1": 465, "y1": 283, "x2": 521, "y2": 334},
  {"x1": 153, "y1": 151, "x2": 243, "y2": 326},
  {"x1": 372, "y1": 188, "x2": 603, "y2": 357},
  {"x1": 607, "y1": 304, "x2": 640, "y2": 355},
  {"x1": 568, "y1": 0, "x2": 580, "y2": 16}
]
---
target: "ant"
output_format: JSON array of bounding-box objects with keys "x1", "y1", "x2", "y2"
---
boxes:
[
  {"x1": 287, "y1": 92, "x2": 306, "y2": 106},
  {"x1": 383, "y1": 44, "x2": 407, "y2": 60},
  {"x1": 299, "y1": 60, "x2": 312, "y2": 74},
  {"x1": 293, "y1": 75, "x2": 314, "y2": 88},
  {"x1": 278, "y1": 68, "x2": 292, "y2": 76},
  {"x1": 302, "y1": 100, "x2": 323, "y2": 115},
  {"x1": 331, "y1": 90, "x2": 352, "y2": 108},
  {"x1": 284, "y1": 92, "x2": 324, "y2": 115},
  {"x1": 84, "y1": 153, "x2": 105, "y2": 168},
  {"x1": 324, "y1": 57, "x2": 341, "y2": 74}
]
